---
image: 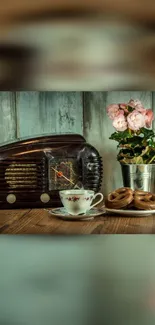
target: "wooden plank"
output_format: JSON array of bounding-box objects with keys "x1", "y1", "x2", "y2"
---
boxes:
[
  {"x1": 0, "y1": 92, "x2": 16, "y2": 144},
  {"x1": 0, "y1": 209, "x2": 31, "y2": 234},
  {"x1": 1, "y1": 208, "x2": 155, "y2": 234},
  {"x1": 83, "y1": 91, "x2": 152, "y2": 195},
  {"x1": 16, "y1": 91, "x2": 83, "y2": 138}
]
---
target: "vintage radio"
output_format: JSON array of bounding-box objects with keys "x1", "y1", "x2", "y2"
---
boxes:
[{"x1": 0, "y1": 134, "x2": 103, "y2": 209}]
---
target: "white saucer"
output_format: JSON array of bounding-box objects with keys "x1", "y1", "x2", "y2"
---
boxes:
[
  {"x1": 45, "y1": 207, "x2": 105, "y2": 220},
  {"x1": 106, "y1": 208, "x2": 155, "y2": 217}
]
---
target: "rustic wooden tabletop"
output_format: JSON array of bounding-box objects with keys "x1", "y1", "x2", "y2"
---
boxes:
[{"x1": 0, "y1": 208, "x2": 155, "y2": 234}]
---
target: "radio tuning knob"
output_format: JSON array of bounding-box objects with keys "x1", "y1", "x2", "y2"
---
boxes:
[
  {"x1": 40, "y1": 193, "x2": 50, "y2": 203},
  {"x1": 6, "y1": 194, "x2": 16, "y2": 204}
]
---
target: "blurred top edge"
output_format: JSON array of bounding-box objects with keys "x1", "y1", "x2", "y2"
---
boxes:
[{"x1": 0, "y1": 1, "x2": 155, "y2": 28}]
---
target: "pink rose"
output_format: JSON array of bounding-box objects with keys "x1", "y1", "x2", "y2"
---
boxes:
[
  {"x1": 128, "y1": 99, "x2": 136, "y2": 108},
  {"x1": 119, "y1": 103, "x2": 128, "y2": 113},
  {"x1": 135, "y1": 105, "x2": 146, "y2": 113},
  {"x1": 127, "y1": 110, "x2": 145, "y2": 131},
  {"x1": 133, "y1": 99, "x2": 143, "y2": 107},
  {"x1": 128, "y1": 99, "x2": 143, "y2": 107},
  {"x1": 143, "y1": 109, "x2": 154, "y2": 128},
  {"x1": 128, "y1": 99, "x2": 145, "y2": 113},
  {"x1": 113, "y1": 114, "x2": 128, "y2": 132},
  {"x1": 107, "y1": 104, "x2": 120, "y2": 120}
]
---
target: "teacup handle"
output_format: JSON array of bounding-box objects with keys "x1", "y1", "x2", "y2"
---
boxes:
[{"x1": 90, "y1": 193, "x2": 104, "y2": 209}]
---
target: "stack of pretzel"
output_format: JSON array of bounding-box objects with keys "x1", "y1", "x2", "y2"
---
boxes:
[{"x1": 105, "y1": 187, "x2": 155, "y2": 210}]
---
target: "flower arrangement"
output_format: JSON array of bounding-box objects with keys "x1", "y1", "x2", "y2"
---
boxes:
[{"x1": 107, "y1": 99, "x2": 155, "y2": 164}]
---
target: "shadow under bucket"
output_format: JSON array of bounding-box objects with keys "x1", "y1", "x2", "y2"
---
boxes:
[{"x1": 121, "y1": 164, "x2": 155, "y2": 192}]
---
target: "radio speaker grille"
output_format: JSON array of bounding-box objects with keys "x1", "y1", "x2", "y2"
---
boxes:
[{"x1": 0, "y1": 158, "x2": 45, "y2": 192}]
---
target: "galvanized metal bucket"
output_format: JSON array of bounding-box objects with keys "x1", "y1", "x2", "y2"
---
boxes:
[{"x1": 121, "y1": 164, "x2": 155, "y2": 192}]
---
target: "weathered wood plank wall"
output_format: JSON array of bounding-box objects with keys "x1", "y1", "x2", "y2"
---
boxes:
[
  {"x1": 16, "y1": 92, "x2": 83, "y2": 138},
  {"x1": 0, "y1": 91, "x2": 154, "y2": 195},
  {"x1": 0, "y1": 92, "x2": 83, "y2": 143},
  {"x1": 0, "y1": 92, "x2": 16, "y2": 143}
]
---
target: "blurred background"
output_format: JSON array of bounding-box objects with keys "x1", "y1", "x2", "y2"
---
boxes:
[
  {"x1": 0, "y1": 236, "x2": 155, "y2": 325},
  {"x1": 0, "y1": 0, "x2": 155, "y2": 89}
]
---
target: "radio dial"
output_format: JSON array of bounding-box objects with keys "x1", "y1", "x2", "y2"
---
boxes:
[
  {"x1": 6, "y1": 194, "x2": 16, "y2": 204},
  {"x1": 40, "y1": 193, "x2": 50, "y2": 203}
]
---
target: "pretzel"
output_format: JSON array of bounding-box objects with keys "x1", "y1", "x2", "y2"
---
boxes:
[
  {"x1": 106, "y1": 188, "x2": 155, "y2": 210},
  {"x1": 134, "y1": 192, "x2": 155, "y2": 210},
  {"x1": 106, "y1": 187, "x2": 134, "y2": 209},
  {"x1": 134, "y1": 190, "x2": 151, "y2": 199}
]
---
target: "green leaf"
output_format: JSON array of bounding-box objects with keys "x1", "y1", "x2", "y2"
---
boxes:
[
  {"x1": 147, "y1": 138, "x2": 155, "y2": 147},
  {"x1": 127, "y1": 136, "x2": 143, "y2": 147},
  {"x1": 109, "y1": 129, "x2": 133, "y2": 142},
  {"x1": 140, "y1": 128, "x2": 155, "y2": 138}
]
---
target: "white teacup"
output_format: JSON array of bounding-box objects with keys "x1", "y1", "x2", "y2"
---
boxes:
[{"x1": 59, "y1": 189, "x2": 104, "y2": 215}]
